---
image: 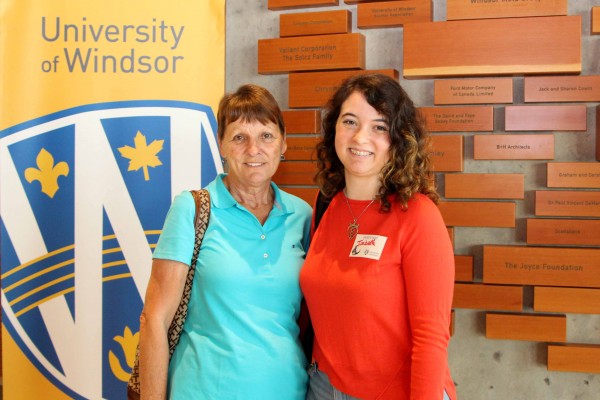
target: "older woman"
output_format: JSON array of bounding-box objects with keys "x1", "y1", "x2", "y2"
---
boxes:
[
  {"x1": 301, "y1": 74, "x2": 456, "y2": 400},
  {"x1": 139, "y1": 84, "x2": 311, "y2": 399}
]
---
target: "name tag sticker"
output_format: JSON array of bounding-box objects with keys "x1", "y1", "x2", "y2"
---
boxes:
[{"x1": 349, "y1": 234, "x2": 387, "y2": 260}]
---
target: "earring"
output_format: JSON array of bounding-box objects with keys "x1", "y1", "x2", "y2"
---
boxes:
[{"x1": 280, "y1": 154, "x2": 285, "y2": 161}]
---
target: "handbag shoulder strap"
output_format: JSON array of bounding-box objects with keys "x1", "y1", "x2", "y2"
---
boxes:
[
  {"x1": 313, "y1": 191, "x2": 330, "y2": 233},
  {"x1": 190, "y1": 189, "x2": 211, "y2": 269},
  {"x1": 166, "y1": 189, "x2": 210, "y2": 355},
  {"x1": 300, "y1": 190, "x2": 330, "y2": 358}
]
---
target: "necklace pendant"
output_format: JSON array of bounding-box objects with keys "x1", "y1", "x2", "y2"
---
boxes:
[
  {"x1": 342, "y1": 191, "x2": 376, "y2": 240},
  {"x1": 347, "y1": 221, "x2": 359, "y2": 240}
]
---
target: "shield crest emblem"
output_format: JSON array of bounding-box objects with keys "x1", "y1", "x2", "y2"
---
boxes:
[{"x1": 0, "y1": 100, "x2": 222, "y2": 399}]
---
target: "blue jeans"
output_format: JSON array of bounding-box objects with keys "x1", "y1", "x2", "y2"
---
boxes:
[{"x1": 306, "y1": 362, "x2": 451, "y2": 400}]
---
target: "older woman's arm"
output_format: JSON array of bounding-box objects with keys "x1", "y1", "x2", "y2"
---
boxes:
[{"x1": 139, "y1": 258, "x2": 189, "y2": 400}]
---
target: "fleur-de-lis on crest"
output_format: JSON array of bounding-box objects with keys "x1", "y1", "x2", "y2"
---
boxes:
[
  {"x1": 108, "y1": 326, "x2": 139, "y2": 382},
  {"x1": 118, "y1": 131, "x2": 164, "y2": 181},
  {"x1": 24, "y1": 148, "x2": 70, "y2": 198}
]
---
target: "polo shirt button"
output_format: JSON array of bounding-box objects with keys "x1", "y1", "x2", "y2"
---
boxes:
[
  {"x1": 263, "y1": 253, "x2": 268, "y2": 258},
  {"x1": 260, "y1": 234, "x2": 266, "y2": 240}
]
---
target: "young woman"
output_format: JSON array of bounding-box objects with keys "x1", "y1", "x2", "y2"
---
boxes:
[{"x1": 301, "y1": 74, "x2": 456, "y2": 400}]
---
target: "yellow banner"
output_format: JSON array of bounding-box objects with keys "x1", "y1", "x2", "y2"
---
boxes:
[
  {"x1": 1, "y1": 1, "x2": 224, "y2": 398},
  {"x1": 1, "y1": 0, "x2": 224, "y2": 129}
]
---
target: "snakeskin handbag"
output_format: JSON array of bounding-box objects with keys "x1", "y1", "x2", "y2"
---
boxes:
[{"x1": 127, "y1": 189, "x2": 211, "y2": 399}]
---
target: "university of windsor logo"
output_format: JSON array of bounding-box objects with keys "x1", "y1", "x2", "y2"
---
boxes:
[{"x1": 0, "y1": 101, "x2": 222, "y2": 399}]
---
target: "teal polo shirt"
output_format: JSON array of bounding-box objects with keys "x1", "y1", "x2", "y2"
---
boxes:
[{"x1": 153, "y1": 174, "x2": 311, "y2": 400}]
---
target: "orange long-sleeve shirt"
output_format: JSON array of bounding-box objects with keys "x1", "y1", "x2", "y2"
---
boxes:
[{"x1": 300, "y1": 193, "x2": 456, "y2": 400}]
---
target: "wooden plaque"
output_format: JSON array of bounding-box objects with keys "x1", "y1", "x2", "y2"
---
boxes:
[
  {"x1": 505, "y1": 105, "x2": 587, "y2": 131},
  {"x1": 281, "y1": 187, "x2": 319, "y2": 205},
  {"x1": 282, "y1": 110, "x2": 321, "y2": 134},
  {"x1": 473, "y1": 134, "x2": 554, "y2": 160},
  {"x1": 445, "y1": 173, "x2": 524, "y2": 199},
  {"x1": 419, "y1": 106, "x2": 494, "y2": 132},
  {"x1": 268, "y1": 0, "x2": 339, "y2": 10},
  {"x1": 547, "y1": 162, "x2": 600, "y2": 188},
  {"x1": 437, "y1": 201, "x2": 516, "y2": 228},
  {"x1": 593, "y1": 7, "x2": 600, "y2": 35},
  {"x1": 289, "y1": 69, "x2": 399, "y2": 108},
  {"x1": 535, "y1": 190, "x2": 600, "y2": 218},
  {"x1": 534, "y1": 287, "x2": 600, "y2": 314},
  {"x1": 345, "y1": 0, "x2": 392, "y2": 3},
  {"x1": 447, "y1": 0, "x2": 567, "y2": 21},
  {"x1": 345, "y1": 0, "x2": 391, "y2": 3},
  {"x1": 527, "y1": 218, "x2": 600, "y2": 246},
  {"x1": 403, "y1": 16, "x2": 581, "y2": 78},
  {"x1": 280, "y1": 10, "x2": 351, "y2": 37},
  {"x1": 482, "y1": 245, "x2": 600, "y2": 288},
  {"x1": 273, "y1": 161, "x2": 318, "y2": 185},
  {"x1": 548, "y1": 344, "x2": 600, "y2": 374},
  {"x1": 597, "y1": 106, "x2": 600, "y2": 161},
  {"x1": 486, "y1": 312, "x2": 566, "y2": 342},
  {"x1": 357, "y1": 0, "x2": 431, "y2": 29},
  {"x1": 434, "y1": 78, "x2": 513, "y2": 105},
  {"x1": 285, "y1": 137, "x2": 320, "y2": 161},
  {"x1": 258, "y1": 33, "x2": 365, "y2": 74},
  {"x1": 453, "y1": 283, "x2": 523, "y2": 311},
  {"x1": 524, "y1": 76, "x2": 600, "y2": 103},
  {"x1": 429, "y1": 135, "x2": 463, "y2": 172},
  {"x1": 455, "y1": 255, "x2": 473, "y2": 282}
]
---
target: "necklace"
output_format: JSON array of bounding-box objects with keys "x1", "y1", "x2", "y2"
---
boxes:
[{"x1": 342, "y1": 191, "x2": 375, "y2": 240}]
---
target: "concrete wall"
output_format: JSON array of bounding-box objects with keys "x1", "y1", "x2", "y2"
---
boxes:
[{"x1": 225, "y1": 1, "x2": 600, "y2": 399}]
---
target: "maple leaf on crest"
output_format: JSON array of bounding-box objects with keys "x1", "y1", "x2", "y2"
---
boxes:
[{"x1": 118, "y1": 131, "x2": 164, "y2": 181}]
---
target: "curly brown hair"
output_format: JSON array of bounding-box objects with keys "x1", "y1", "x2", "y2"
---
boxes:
[{"x1": 315, "y1": 73, "x2": 438, "y2": 212}]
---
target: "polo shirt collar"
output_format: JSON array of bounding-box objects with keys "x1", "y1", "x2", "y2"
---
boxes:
[{"x1": 211, "y1": 174, "x2": 292, "y2": 216}]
